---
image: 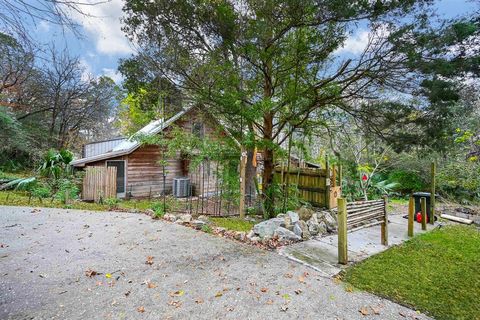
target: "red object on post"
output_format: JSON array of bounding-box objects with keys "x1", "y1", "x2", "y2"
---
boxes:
[{"x1": 362, "y1": 174, "x2": 368, "y2": 181}]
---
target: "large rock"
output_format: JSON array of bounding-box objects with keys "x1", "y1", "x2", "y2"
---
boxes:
[
  {"x1": 253, "y1": 218, "x2": 285, "y2": 238},
  {"x1": 178, "y1": 214, "x2": 192, "y2": 223},
  {"x1": 306, "y1": 215, "x2": 320, "y2": 236},
  {"x1": 197, "y1": 215, "x2": 209, "y2": 222},
  {"x1": 297, "y1": 207, "x2": 314, "y2": 221},
  {"x1": 293, "y1": 220, "x2": 311, "y2": 240},
  {"x1": 284, "y1": 216, "x2": 294, "y2": 231},
  {"x1": 286, "y1": 211, "x2": 299, "y2": 224},
  {"x1": 317, "y1": 210, "x2": 337, "y2": 232},
  {"x1": 163, "y1": 213, "x2": 177, "y2": 222},
  {"x1": 191, "y1": 220, "x2": 206, "y2": 229},
  {"x1": 274, "y1": 227, "x2": 301, "y2": 242}
]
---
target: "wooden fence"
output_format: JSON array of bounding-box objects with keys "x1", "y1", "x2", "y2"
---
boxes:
[
  {"x1": 337, "y1": 197, "x2": 388, "y2": 264},
  {"x1": 273, "y1": 165, "x2": 341, "y2": 209},
  {"x1": 82, "y1": 166, "x2": 117, "y2": 202}
]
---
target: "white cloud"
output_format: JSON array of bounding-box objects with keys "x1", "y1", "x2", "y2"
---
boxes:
[
  {"x1": 38, "y1": 20, "x2": 51, "y2": 32},
  {"x1": 336, "y1": 30, "x2": 370, "y2": 55},
  {"x1": 70, "y1": 0, "x2": 134, "y2": 55},
  {"x1": 102, "y1": 68, "x2": 123, "y2": 84},
  {"x1": 79, "y1": 58, "x2": 94, "y2": 81}
]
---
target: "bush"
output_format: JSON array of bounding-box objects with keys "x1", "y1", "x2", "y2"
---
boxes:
[
  {"x1": 105, "y1": 197, "x2": 120, "y2": 209},
  {"x1": 31, "y1": 183, "x2": 52, "y2": 199},
  {"x1": 387, "y1": 170, "x2": 427, "y2": 193},
  {"x1": 437, "y1": 161, "x2": 480, "y2": 202},
  {"x1": 55, "y1": 179, "x2": 79, "y2": 204},
  {"x1": 151, "y1": 201, "x2": 165, "y2": 218}
]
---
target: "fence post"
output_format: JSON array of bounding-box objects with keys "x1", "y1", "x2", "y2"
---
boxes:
[
  {"x1": 408, "y1": 195, "x2": 414, "y2": 237},
  {"x1": 421, "y1": 197, "x2": 427, "y2": 230},
  {"x1": 337, "y1": 197, "x2": 348, "y2": 264},
  {"x1": 239, "y1": 147, "x2": 247, "y2": 219},
  {"x1": 430, "y1": 161, "x2": 436, "y2": 225},
  {"x1": 325, "y1": 156, "x2": 330, "y2": 209},
  {"x1": 381, "y1": 196, "x2": 389, "y2": 246}
]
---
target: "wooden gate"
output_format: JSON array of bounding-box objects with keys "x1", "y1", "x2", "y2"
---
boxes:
[
  {"x1": 82, "y1": 166, "x2": 117, "y2": 202},
  {"x1": 274, "y1": 165, "x2": 341, "y2": 209}
]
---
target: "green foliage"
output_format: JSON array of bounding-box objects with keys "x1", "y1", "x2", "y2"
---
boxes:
[
  {"x1": 388, "y1": 170, "x2": 427, "y2": 193},
  {"x1": 209, "y1": 217, "x2": 255, "y2": 232},
  {"x1": 2, "y1": 177, "x2": 37, "y2": 191},
  {"x1": 151, "y1": 201, "x2": 165, "y2": 218},
  {"x1": 55, "y1": 179, "x2": 79, "y2": 204},
  {"x1": 31, "y1": 183, "x2": 52, "y2": 199},
  {"x1": 201, "y1": 224, "x2": 212, "y2": 233},
  {"x1": 39, "y1": 149, "x2": 73, "y2": 179},
  {"x1": 436, "y1": 161, "x2": 480, "y2": 203},
  {"x1": 344, "y1": 226, "x2": 480, "y2": 320},
  {"x1": 104, "y1": 197, "x2": 120, "y2": 209}
]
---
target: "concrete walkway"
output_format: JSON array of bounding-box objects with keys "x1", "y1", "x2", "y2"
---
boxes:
[{"x1": 278, "y1": 214, "x2": 439, "y2": 276}]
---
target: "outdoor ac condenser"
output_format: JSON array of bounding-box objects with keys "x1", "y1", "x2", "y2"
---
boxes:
[{"x1": 173, "y1": 177, "x2": 190, "y2": 198}]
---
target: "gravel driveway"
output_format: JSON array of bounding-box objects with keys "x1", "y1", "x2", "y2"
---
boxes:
[{"x1": 0, "y1": 206, "x2": 428, "y2": 319}]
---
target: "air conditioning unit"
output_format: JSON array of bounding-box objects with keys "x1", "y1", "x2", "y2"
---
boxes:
[{"x1": 173, "y1": 177, "x2": 190, "y2": 198}]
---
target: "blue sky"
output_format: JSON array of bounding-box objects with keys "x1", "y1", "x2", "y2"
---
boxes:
[{"x1": 26, "y1": 0, "x2": 477, "y2": 84}]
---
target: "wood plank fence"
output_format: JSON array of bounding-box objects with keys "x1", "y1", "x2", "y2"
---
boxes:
[
  {"x1": 337, "y1": 197, "x2": 388, "y2": 264},
  {"x1": 82, "y1": 166, "x2": 117, "y2": 202},
  {"x1": 273, "y1": 165, "x2": 341, "y2": 209}
]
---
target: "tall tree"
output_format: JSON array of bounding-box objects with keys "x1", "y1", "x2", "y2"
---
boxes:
[{"x1": 122, "y1": 0, "x2": 434, "y2": 217}]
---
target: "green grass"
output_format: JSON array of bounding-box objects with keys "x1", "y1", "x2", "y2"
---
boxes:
[
  {"x1": 344, "y1": 225, "x2": 480, "y2": 320},
  {"x1": 0, "y1": 190, "x2": 168, "y2": 213},
  {"x1": 209, "y1": 217, "x2": 256, "y2": 232}
]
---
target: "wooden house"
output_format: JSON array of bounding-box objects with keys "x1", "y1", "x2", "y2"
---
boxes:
[{"x1": 71, "y1": 107, "x2": 234, "y2": 199}]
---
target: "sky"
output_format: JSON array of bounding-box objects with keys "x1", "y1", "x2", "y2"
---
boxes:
[{"x1": 27, "y1": 0, "x2": 478, "y2": 85}]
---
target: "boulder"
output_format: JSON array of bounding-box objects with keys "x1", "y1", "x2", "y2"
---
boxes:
[
  {"x1": 234, "y1": 231, "x2": 246, "y2": 241},
  {"x1": 297, "y1": 207, "x2": 314, "y2": 221},
  {"x1": 317, "y1": 210, "x2": 337, "y2": 232},
  {"x1": 253, "y1": 218, "x2": 285, "y2": 238},
  {"x1": 163, "y1": 213, "x2": 177, "y2": 222},
  {"x1": 306, "y1": 215, "x2": 320, "y2": 236},
  {"x1": 286, "y1": 211, "x2": 299, "y2": 224},
  {"x1": 284, "y1": 216, "x2": 294, "y2": 231},
  {"x1": 318, "y1": 221, "x2": 327, "y2": 235},
  {"x1": 274, "y1": 227, "x2": 301, "y2": 242},
  {"x1": 179, "y1": 214, "x2": 192, "y2": 223},
  {"x1": 246, "y1": 230, "x2": 256, "y2": 240},
  {"x1": 145, "y1": 209, "x2": 155, "y2": 217},
  {"x1": 197, "y1": 215, "x2": 209, "y2": 222},
  {"x1": 191, "y1": 220, "x2": 206, "y2": 229},
  {"x1": 276, "y1": 213, "x2": 286, "y2": 218},
  {"x1": 293, "y1": 220, "x2": 311, "y2": 240}
]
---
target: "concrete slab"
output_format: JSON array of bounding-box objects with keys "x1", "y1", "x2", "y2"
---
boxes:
[{"x1": 278, "y1": 213, "x2": 439, "y2": 276}]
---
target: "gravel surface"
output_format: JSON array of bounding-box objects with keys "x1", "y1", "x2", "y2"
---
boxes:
[{"x1": 0, "y1": 206, "x2": 429, "y2": 319}]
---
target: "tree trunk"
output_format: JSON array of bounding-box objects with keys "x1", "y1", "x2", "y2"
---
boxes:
[
  {"x1": 245, "y1": 148, "x2": 257, "y2": 204},
  {"x1": 262, "y1": 112, "x2": 275, "y2": 219}
]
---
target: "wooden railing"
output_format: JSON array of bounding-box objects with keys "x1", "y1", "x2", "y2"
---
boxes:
[{"x1": 337, "y1": 197, "x2": 388, "y2": 264}]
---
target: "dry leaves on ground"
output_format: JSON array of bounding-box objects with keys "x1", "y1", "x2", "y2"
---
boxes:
[
  {"x1": 85, "y1": 269, "x2": 98, "y2": 277},
  {"x1": 137, "y1": 306, "x2": 145, "y2": 313},
  {"x1": 145, "y1": 256, "x2": 154, "y2": 265},
  {"x1": 168, "y1": 300, "x2": 182, "y2": 308},
  {"x1": 169, "y1": 290, "x2": 185, "y2": 297},
  {"x1": 147, "y1": 281, "x2": 157, "y2": 289}
]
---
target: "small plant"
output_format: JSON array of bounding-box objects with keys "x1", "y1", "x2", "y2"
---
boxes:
[
  {"x1": 55, "y1": 179, "x2": 79, "y2": 204},
  {"x1": 150, "y1": 201, "x2": 165, "y2": 219},
  {"x1": 201, "y1": 224, "x2": 212, "y2": 233},
  {"x1": 105, "y1": 197, "x2": 120, "y2": 209},
  {"x1": 31, "y1": 183, "x2": 52, "y2": 199}
]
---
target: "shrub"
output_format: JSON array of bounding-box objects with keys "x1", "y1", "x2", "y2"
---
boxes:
[
  {"x1": 105, "y1": 197, "x2": 120, "y2": 209},
  {"x1": 55, "y1": 179, "x2": 79, "y2": 204},
  {"x1": 31, "y1": 183, "x2": 52, "y2": 199},
  {"x1": 387, "y1": 170, "x2": 427, "y2": 194},
  {"x1": 151, "y1": 201, "x2": 165, "y2": 218}
]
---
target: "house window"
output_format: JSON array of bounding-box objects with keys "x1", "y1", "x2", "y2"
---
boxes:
[{"x1": 192, "y1": 122, "x2": 204, "y2": 138}]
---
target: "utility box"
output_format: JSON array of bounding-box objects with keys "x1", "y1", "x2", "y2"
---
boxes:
[
  {"x1": 413, "y1": 192, "x2": 431, "y2": 216},
  {"x1": 173, "y1": 177, "x2": 191, "y2": 198}
]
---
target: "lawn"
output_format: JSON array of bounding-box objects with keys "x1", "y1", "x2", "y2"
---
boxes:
[
  {"x1": 0, "y1": 190, "x2": 165, "y2": 212},
  {"x1": 209, "y1": 217, "x2": 256, "y2": 232},
  {"x1": 343, "y1": 225, "x2": 480, "y2": 320}
]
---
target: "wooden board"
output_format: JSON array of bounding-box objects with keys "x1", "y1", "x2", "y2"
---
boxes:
[{"x1": 82, "y1": 166, "x2": 117, "y2": 202}]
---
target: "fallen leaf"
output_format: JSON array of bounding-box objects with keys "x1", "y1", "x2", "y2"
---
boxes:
[
  {"x1": 359, "y1": 307, "x2": 370, "y2": 316},
  {"x1": 399, "y1": 312, "x2": 406, "y2": 318},
  {"x1": 195, "y1": 298, "x2": 204, "y2": 304},
  {"x1": 298, "y1": 275, "x2": 306, "y2": 283},
  {"x1": 371, "y1": 306, "x2": 381, "y2": 315},
  {"x1": 215, "y1": 292, "x2": 223, "y2": 298},
  {"x1": 85, "y1": 268, "x2": 97, "y2": 277},
  {"x1": 105, "y1": 273, "x2": 112, "y2": 278},
  {"x1": 145, "y1": 256, "x2": 154, "y2": 265},
  {"x1": 284, "y1": 273, "x2": 293, "y2": 278},
  {"x1": 260, "y1": 287, "x2": 268, "y2": 293},
  {"x1": 294, "y1": 289, "x2": 302, "y2": 295},
  {"x1": 345, "y1": 285, "x2": 353, "y2": 293},
  {"x1": 169, "y1": 290, "x2": 185, "y2": 297},
  {"x1": 125, "y1": 290, "x2": 131, "y2": 297},
  {"x1": 137, "y1": 306, "x2": 145, "y2": 313},
  {"x1": 226, "y1": 306, "x2": 234, "y2": 311},
  {"x1": 280, "y1": 304, "x2": 289, "y2": 312},
  {"x1": 266, "y1": 299, "x2": 274, "y2": 305},
  {"x1": 282, "y1": 294, "x2": 291, "y2": 300},
  {"x1": 147, "y1": 282, "x2": 157, "y2": 289},
  {"x1": 167, "y1": 300, "x2": 182, "y2": 308}
]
